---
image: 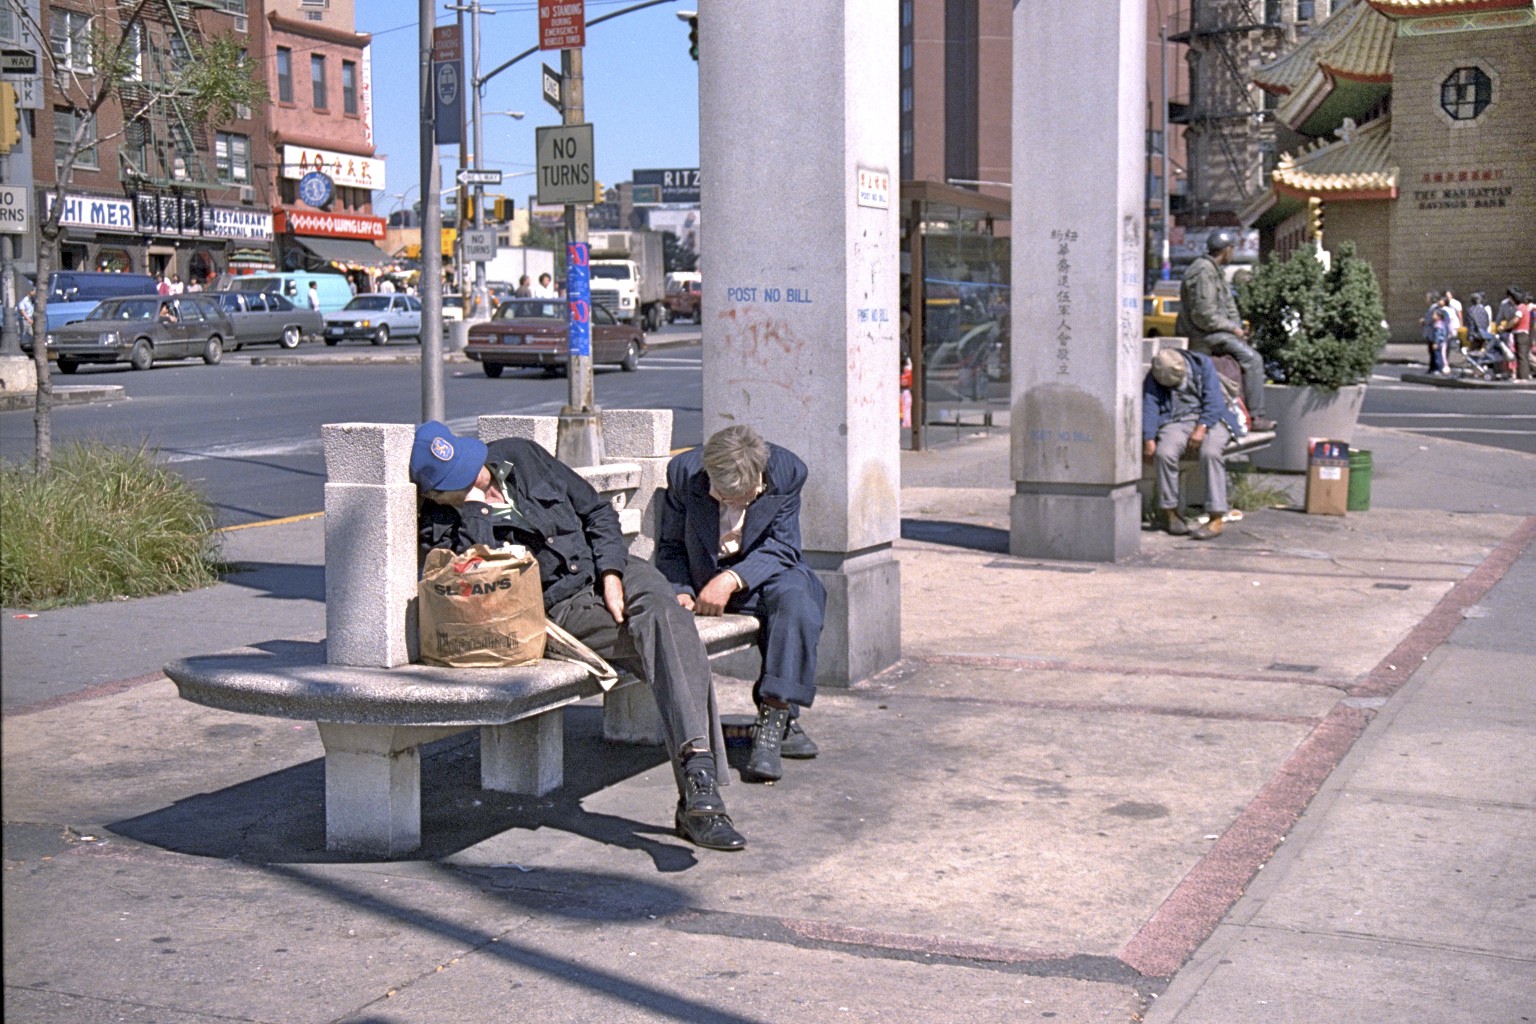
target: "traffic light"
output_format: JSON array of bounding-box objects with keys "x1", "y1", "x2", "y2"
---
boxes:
[
  {"x1": 493, "y1": 196, "x2": 514, "y2": 222},
  {"x1": 0, "y1": 83, "x2": 19, "y2": 156},
  {"x1": 687, "y1": 15, "x2": 698, "y2": 60},
  {"x1": 1307, "y1": 196, "x2": 1324, "y2": 241}
]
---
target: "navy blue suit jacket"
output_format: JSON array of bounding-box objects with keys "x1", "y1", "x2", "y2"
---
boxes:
[{"x1": 656, "y1": 443, "x2": 810, "y2": 596}]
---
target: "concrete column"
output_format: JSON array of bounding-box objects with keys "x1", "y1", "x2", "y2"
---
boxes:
[
  {"x1": 700, "y1": 0, "x2": 902, "y2": 686},
  {"x1": 322, "y1": 423, "x2": 420, "y2": 666},
  {"x1": 1010, "y1": 1, "x2": 1147, "y2": 562}
]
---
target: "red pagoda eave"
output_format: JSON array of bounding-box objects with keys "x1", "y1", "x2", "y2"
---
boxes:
[
  {"x1": 1366, "y1": 0, "x2": 1531, "y2": 15},
  {"x1": 1319, "y1": 63, "x2": 1393, "y2": 85},
  {"x1": 1274, "y1": 181, "x2": 1398, "y2": 202}
]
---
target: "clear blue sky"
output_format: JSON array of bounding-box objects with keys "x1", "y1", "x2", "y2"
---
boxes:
[{"x1": 359, "y1": 0, "x2": 701, "y2": 215}]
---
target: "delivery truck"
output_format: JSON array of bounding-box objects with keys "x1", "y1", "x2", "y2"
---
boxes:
[{"x1": 587, "y1": 230, "x2": 666, "y2": 331}]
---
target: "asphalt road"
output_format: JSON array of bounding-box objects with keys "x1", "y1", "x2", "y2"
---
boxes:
[
  {"x1": 0, "y1": 327, "x2": 706, "y2": 527},
  {"x1": 4, "y1": 349, "x2": 1530, "y2": 527},
  {"x1": 1362, "y1": 366, "x2": 1536, "y2": 456}
]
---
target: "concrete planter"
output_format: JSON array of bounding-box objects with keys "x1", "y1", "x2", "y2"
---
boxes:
[{"x1": 1251, "y1": 382, "x2": 1368, "y2": 472}]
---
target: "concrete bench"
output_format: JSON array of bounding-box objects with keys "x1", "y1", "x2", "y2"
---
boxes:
[{"x1": 165, "y1": 410, "x2": 761, "y2": 856}]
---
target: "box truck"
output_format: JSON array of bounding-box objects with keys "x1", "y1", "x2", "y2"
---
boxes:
[{"x1": 587, "y1": 230, "x2": 666, "y2": 330}]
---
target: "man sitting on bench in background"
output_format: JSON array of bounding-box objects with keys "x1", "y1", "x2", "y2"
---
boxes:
[
  {"x1": 1176, "y1": 228, "x2": 1276, "y2": 432},
  {"x1": 1143, "y1": 349, "x2": 1244, "y2": 541},
  {"x1": 410, "y1": 422, "x2": 747, "y2": 852},
  {"x1": 657, "y1": 425, "x2": 827, "y2": 784}
]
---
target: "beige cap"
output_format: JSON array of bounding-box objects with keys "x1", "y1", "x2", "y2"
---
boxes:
[{"x1": 1151, "y1": 349, "x2": 1187, "y2": 388}]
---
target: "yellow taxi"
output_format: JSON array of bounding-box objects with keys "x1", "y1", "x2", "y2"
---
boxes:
[{"x1": 1143, "y1": 295, "x2": 1182, "y2": 337}]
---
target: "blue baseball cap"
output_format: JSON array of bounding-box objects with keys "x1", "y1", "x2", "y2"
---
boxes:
[{"x1": 410, "y1": 421, "x2": 487, "y2": 492}]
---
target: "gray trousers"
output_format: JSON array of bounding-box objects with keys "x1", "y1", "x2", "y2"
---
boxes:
[
  {"x1": 1191, "y1": 331, "x2": 1266, "y2": 418},
  {"x1": 547, "y1": 557, "x2": 724, "y2": 786},
  {"x1": 1154, "y1": 419, "x2": 1232, "y2": 515}
]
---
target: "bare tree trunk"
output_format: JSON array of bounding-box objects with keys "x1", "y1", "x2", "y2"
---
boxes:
[{"x1": 31, "y1": 234, "x2": 55, "y2": 474}]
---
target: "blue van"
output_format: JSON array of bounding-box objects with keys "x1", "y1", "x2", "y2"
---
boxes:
[
  {"x1": 41, "y1": 271, "x2": 160, "y2": 331},
  {"x1": 219, "y1": 272, "x2": 355, "y2": 314}
]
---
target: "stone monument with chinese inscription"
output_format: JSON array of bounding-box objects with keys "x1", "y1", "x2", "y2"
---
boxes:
[
  {"x1": 1009, "y1": 0, "x2": 1147, "y2": 562},
  {"x1": 698, "y1": 0, "x2": 901, "y2": 685}
]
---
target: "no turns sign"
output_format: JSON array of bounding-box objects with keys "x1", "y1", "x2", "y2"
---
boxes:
[{"x1": 535, "y1": 123, "x2": 595, "y2": 206}]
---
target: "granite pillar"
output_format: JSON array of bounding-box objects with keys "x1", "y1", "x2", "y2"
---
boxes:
[
  {"x1": 1010, "y1": 0, "x2": 1147, "y2": 562},
  {"x1": 699, "y1": 0, "x2": 902, "y2": 686}
]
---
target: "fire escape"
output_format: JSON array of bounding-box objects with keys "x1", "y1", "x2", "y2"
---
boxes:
[
  {"x1": 116, "y1": 0, "x2": 223, "y2": 192},
  {"x1": 1170, "y1": 0, "x2": 1301, "y2": 226}
]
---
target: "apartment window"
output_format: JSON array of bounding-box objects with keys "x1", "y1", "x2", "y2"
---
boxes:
[
  {"x1": 54, "y1": 109, "x2": 98, "y2": 169},
  {"x1": 50, "y1": 9, "x2": 94, "y2": 74},
  {"x1": 311, "y1": 54, "x2": 327, "y2": 109},
  {"x1": 342, "y1": 60, "x2": 358, "y2": 115},
  {"x1": 1441, "y1": 66, "x2": 1491, "y2": 121},
  {"x1": 1296, "y1": 1, "x2": 1315, "y2": 20},
  {"x1": 216, "y1": 132, "x2": 250, "y2": 182},
  {"x1": 171, "y1": 123, "x2": 195, "y2": 180},
  {"x1": 222, "y1": 0, "x2": 248, "y2": 12},
  {"x1": 169, "y1": 33, "x2": 190, "y2": 70},
  {"x1": 276, "y1": 47, "x2": 293, "y2": 102},
  {"x1": 125, "y1": 23, "x2": 144, "y2": 81}
]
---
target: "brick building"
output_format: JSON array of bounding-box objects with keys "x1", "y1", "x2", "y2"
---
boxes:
[
  {"x1": 34, "y1": 0, "x2": 270, "y2": 284},
  {"x1": 262, "y1": 0, "x2": 389, "y2": 278},
  {"x1": 1243, "y1": 0, "x2": 1535, "y2": 341}
]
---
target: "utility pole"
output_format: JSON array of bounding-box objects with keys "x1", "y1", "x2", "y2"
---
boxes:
[
  {"x1": 1160, "y1": 22, "x2": 1172, "y2": 282},
  {"x1": 555, "y1": 43, "x2": 601, "y2": 466},
  {"x1": 419, "y1": 0, "x2": 445, "y2": 421},
  {"x1": 446, "y1": 0, "x2": 495, "y2": 320},
  {"x1": 455, "y1": 4, "x2": 469, "y2": 298}
]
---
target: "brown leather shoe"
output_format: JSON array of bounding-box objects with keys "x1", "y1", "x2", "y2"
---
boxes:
[
  {"x1": 1164, "y1": 510, "x2": 1191, "y2": 536},
  {"x1": 1191, "y1": 515, "x2": 1226, "y2": 540}
]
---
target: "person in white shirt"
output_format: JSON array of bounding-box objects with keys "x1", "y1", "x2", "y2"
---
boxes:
[{"x1": 531, "y1": 272, "x2": 558, "y2": 299}]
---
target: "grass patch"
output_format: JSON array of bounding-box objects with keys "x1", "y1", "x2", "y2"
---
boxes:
[
  {"x1": 1, "y1": 443, "x2": 223, "y2": 609},
  {"x1": 1229, "y1": 468, "x2": 1297, "y2": 512}
]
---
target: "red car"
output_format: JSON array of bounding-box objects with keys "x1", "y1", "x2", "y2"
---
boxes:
[{"x1": 466, "y1": 298, "x2": 647, "y2": 378}]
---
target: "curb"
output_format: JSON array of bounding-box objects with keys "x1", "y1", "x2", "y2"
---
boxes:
[
  {"x1": 0, "y1": 384, "x2": 127, "y2": 411},
  {"x1": 1400, "y1": 371, "x2": 1536, "y2": 389}
]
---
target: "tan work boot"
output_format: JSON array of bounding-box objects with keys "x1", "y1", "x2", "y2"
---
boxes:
[
  {"x1": 1191, "y1": 514, "x2": 1226, "y2": 540},
  {"x1": 1163, "y1": 510, "x2": 1191, "y2": 536}
]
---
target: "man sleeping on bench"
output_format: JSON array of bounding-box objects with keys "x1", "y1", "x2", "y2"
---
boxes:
[{"x1": 411, "y1": 421, "x2": 747, "y2": 852}]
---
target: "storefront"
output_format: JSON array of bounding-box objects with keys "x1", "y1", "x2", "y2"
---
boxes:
[
  {"x1": 901, "y1": 181, "x2": 1011, "y2": 450},
  {"x1": 273, "y1": 207, "x2": 393, "y2": 287},
  {"x1": 41, "y1": 190, "x2": 274, "y2": 286}
]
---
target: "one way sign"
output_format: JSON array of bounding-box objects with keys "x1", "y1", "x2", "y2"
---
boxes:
[
  {"x1": 457, "y1": 168, "x2": 502, "y2": 187},
  {"x1": 1, "y1": 50, "x2": 37, "y2": 74}
]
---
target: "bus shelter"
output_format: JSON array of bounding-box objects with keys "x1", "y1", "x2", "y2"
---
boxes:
[{"x1": 901, "y1": 181, "x2": 1011, "y2": 451}]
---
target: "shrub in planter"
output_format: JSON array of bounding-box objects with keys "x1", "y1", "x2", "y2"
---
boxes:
[{"x1": 1238, "y1": 242, "x2": 1387, "y2": 390}]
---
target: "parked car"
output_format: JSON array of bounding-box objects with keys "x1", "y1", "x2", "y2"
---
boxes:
[
  {"x1": 442, "y1": 294, "x2": 467, "y2": 323},
  {"x1": 322, "y1": 294, "x2": 423, "y2": 346},
  {"x1": 1143, "y1": 295, "x2": 1182, "y2": 337},
  {"x1": 47, "y1": 295, "x2": 234, "y2": 373},
  {"x1": 665, "y1": 278, "x2": 702, "y2": 324},
  {"x1": 208, "y1": 291, "x2": 324, "y2": 350},
  {"x1": 465, "y1": 298, "x2": 646, "y2": 378}
]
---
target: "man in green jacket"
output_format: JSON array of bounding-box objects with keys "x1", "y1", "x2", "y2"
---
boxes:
[{"x1": 1175, "y1": 229, "x2": 1276, "y2": 431}]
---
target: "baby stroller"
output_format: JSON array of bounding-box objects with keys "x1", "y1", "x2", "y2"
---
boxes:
[{"x1": 1459, "y1": 331, "x2": 1515, "y2": 380}]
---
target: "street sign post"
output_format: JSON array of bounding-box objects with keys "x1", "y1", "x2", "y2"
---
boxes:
[
  {"x1": 457, "y1": 168, "x2": 502, "y2": 186},
  {"x1": 541, "y1": 63, "x2": 562, "y2": 111},
  {"x1": 461, "y1": 228, "x2": 497, "y2": 262},
  {"x1": 535, "y1": 123, "x2": 596, "y2": 206}
]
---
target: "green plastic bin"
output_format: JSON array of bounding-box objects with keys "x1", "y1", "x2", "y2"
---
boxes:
[{"x1": 1347, "y1": 449, "x2": 1373, "y2": 511}]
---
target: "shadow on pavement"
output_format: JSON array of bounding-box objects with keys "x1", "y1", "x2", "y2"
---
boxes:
[
  {"x1": 900, "y1": 518, "x2": 1010, "y2": 553},
  {"x1": 218, "y1": 561, "x2": 326, "y2": 601},
  {"x1": 107, "y1": 707, "x2": 700, "y2": 871}
]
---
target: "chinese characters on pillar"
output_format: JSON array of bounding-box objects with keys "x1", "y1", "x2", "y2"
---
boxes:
[{"x1": 1051, "y1": 228, "x2": 1078, "y2": 376}]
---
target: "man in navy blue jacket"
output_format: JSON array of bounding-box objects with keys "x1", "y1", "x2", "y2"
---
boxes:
[
  {"x1": 657, "y1": 425, "x2": 827, "y2": 783},
  {"x1": 1143, "y1": 348, "x2": 1244, "y2": 540}
]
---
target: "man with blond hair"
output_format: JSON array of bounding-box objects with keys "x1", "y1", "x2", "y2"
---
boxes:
[{"x1": 657, "y1": 425, "x2": 827, "y2": 783}]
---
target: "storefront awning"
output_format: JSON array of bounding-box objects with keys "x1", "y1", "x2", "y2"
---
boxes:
[{"x1": 293, "y1": 236, "x2": 395, "y2": 268}]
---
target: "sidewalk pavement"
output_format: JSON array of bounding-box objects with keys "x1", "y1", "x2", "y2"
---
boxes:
[{"x1": 3, "y1": 424, "x2": 1533, "y2": 1022}]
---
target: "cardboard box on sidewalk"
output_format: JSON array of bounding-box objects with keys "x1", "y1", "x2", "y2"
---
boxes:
[{"x1": 1306, "y1": 438, "x2": 1350, "y2": 515}]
